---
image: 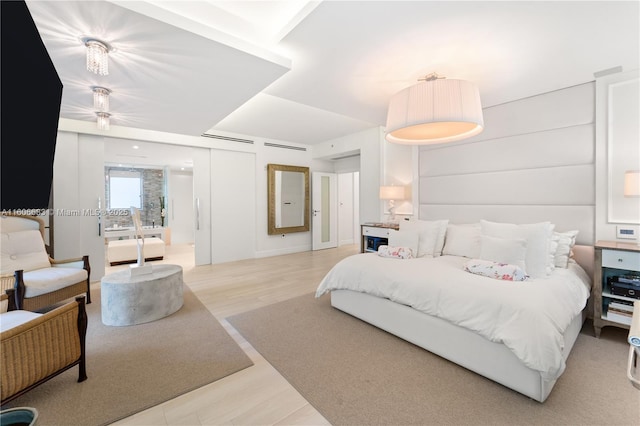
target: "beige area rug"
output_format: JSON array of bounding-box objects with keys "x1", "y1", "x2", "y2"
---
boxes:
[
  {"x1": 3, "y1": 285, "x2": 253, "y2": 426},
  {"x1": 228, "y1": 293, "x2": 640, "y2": 426}
]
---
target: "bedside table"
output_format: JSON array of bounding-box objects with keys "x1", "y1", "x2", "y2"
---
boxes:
[
  {"x1": 593, "y1": 241, "x2": 640, "y2": 337},
  {"x1": 360, "y1": 223, "x2": 399, "y2": 253}
]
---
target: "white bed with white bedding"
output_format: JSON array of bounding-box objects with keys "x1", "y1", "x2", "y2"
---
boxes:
[{"x1": 315, "y1": 219, "x2": 593, "y2": 402}]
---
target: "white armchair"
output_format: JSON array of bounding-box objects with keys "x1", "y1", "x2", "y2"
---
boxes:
[{"x1": 0, "y1": 214, "x2": 91, "y2": 311}]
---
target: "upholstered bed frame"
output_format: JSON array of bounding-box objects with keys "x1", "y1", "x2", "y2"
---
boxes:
[
  {"x1": 332, "y1": 84, "x2": 596, "y2": 401},
  {"x1": 330, "y1": 245, "x2": 593, "y2": 402}
]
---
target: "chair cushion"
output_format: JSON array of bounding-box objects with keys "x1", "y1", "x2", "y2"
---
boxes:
[
  {"x1": 0, "y1": 310, "x2": 42, "y2": 332},
  {"x1": 1, "y1": 230, "x2": 50, "y2": 274},
  {"x1": 23, "y1": 268, "x2": 88, "y2": 298}
]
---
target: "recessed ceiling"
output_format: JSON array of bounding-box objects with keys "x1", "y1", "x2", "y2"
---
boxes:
[{"x1": 24, "y1": 0, "x2": 640, "y2": 166}]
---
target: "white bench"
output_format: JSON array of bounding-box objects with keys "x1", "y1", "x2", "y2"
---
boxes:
[{"x1": 107, "y1": 238, "x2": 165, "y2": 266}]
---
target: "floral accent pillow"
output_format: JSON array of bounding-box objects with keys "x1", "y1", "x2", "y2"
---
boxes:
[
  {"x1": 377, "y1": 245, "x2": 414, "y2": 259},
  {"x1": 464, "y1": 258, "x2": 529, "y2": 281}
]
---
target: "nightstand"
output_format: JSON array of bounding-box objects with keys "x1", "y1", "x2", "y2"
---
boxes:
[
  {"x1": 360, "y1": 223, "x2": 399, "y2": 253},
  {"x1": 593, "y1": 241, "x2": 640, "y2": 337}
]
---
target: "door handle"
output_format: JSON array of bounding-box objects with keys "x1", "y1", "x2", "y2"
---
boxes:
[
  {"x1": 195, "y1": 198, "x2": 200, "y2": 230},
  {"x1": 313, "y1": 209, "x2": 320, "y2": 217}
]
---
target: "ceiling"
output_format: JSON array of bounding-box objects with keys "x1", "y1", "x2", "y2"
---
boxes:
[{"x1": 24, "y1": 0, "x2": 640, "y2": 169}]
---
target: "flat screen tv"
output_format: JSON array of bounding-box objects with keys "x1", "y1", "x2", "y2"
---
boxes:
[{"x1": 1, "y1": 0, "x2": 62, "y2": 211}]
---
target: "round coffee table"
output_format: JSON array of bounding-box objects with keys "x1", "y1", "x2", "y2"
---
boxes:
[{"x1": 101, "y1": 264, "x2": 183, "y2": 326}]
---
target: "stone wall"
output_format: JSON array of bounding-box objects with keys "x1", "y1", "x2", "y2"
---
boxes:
[{"x1": 104, "y1": 166, "x2": 165, "y2": 228}]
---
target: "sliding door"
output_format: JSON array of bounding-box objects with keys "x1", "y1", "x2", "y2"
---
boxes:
[{"x1": 192, "y1": 147, "x2": 211, "y2": 265}]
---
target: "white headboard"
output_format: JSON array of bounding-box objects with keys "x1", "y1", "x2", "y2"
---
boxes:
[{"x1": 418, "y1": 82, "x2": 595, "y2": 248}]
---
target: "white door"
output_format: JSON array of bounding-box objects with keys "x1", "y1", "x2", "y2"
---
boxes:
[{"x1": 312, "y1": 172, "x2": 338, "y2": 250}]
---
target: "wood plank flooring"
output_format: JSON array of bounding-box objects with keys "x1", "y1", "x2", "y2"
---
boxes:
[{"x1": 107, "y1": 242, "x2": 359, "y2": 425}]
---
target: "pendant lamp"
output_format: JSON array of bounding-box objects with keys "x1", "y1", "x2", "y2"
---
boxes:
[{"x1": 385, "y1": 73, "x2": 484, "y2": 145}]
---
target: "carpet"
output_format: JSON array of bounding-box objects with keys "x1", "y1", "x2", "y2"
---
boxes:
[
  {"x1": 228, "y1": 293, "x2": 640, "y2": 426},
  {"x1": 3, "y1": 285, "x2": 253, "y2": 426}
]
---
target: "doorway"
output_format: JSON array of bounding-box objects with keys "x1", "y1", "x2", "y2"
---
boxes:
[{"x1": 311, "y1": 171, "x2": 359, "y2": 251}]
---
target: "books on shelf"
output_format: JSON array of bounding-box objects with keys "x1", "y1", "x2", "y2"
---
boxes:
[
  {"x1": 606, "y1": 310, "x2": 633, "y2": 325},
  {"x1": 618, "y1": 275, "x2": 640, "y2": 285},
  {"x1": 607, "y1": 300, "x2": 634, "y2": 325},
  {"x1": 609, "y1": 300, "x2": 634, "y2": 312}
]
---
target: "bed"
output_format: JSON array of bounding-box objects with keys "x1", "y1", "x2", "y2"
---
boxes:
[{"x1": 315, "y1": 219, "x2": 593, "y2": 402}]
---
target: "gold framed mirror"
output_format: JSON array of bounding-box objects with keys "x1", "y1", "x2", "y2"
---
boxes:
[{"x1": 267, "y1": 164, "x2": 310, "y2": 235}]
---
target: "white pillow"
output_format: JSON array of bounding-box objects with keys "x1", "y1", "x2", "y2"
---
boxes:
[
  {"x1": 388, "y1": 229, "x2": 419, "y2": 257},
  {"x1": 0, "y1": 230, "x2": 50, "y2": 275},
  {"x1": 552, "y1": 230, "x2": 579, "y2": 268},
  {"x1": 399, "y1": 219, "x2": 449, "y2": 257},
  {"x1": 442, "y1": 223, "x2": 481, "y2": 258},
  {"x1": 480, "y1": 220, "x2": 555, "y2": 279},
  {"x1": 479, "y1": 235, "x2": 528, "y2": 272}
]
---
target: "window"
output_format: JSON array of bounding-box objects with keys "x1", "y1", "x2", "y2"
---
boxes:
[{"x1": 109, "y1": 170, "x2": 142, "y2": 209}]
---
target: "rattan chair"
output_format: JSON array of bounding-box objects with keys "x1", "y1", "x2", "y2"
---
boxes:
[
  {"x1": 0, "y1": 214, "x2": 91, "y2": 311},
  {"x1": 0, "y1": 292, "x2": 88, "y2": 405}
]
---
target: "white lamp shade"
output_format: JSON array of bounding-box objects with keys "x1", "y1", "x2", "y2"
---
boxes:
[
  {"x1": 379, "y1": 185, "x2": 405, "y2": 200},
  {"x1": 624, "y1": 170, "x2": 640, "y2": 197},
  {"x1": 385, "y1": 78, "x2": 484, "y2": 145}
]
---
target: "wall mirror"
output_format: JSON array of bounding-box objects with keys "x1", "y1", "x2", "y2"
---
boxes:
[{"x1": 268, "y1": 164, "x2": 310, "y2": 234}]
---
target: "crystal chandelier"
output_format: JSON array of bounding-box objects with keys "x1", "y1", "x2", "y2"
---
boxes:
[
  {"x1": 96, "y1": 112, "x2": 111, "y2": 130},
  {"x1": 85, "y1": 39, "x2": 109, "y2": 76},
  {"x1": 93, "y1": 87, "x2": 111, "y2": 112}
]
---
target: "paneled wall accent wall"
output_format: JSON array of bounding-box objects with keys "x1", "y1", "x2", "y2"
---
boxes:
[
  {"x1": 418, "y1": 83, "x2": 595, "y2": 245},
  {"x1": 104, "y1": 166, "x2": 165, "y2": 228}
]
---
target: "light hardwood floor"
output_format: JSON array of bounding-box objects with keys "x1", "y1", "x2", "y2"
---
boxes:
[{"x1": 107, "y1": 242, "x2": 359, "y2": 426}]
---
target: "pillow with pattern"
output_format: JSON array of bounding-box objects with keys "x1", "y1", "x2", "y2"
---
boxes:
[
  {"x1": 464, "y1": 258, "x2": 529, "y2": 281},
  {"x1": 377, "y1": 245, "x2": 414, "y2": 259}
]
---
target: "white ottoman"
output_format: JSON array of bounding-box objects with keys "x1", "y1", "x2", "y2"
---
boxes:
[
  {"x1": 101, "y1": 264, "x2": 183, "y2": 326},
  {"x1": 107, "y1": 238, "x2": 165, "y2": 266}
]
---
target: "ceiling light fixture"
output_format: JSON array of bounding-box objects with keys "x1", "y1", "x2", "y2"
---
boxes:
[
  {"x1": 92, "y1": 87, "x2": 111, "y2": 112},
  {"x1": 385, "y1": 72, "x2": 484, "y2": 145},
  {"x1": 96, "y1": 112, "x2": 111, "y2": 130},
  {"x1": 83, "y1": 38, "x2": 110, "y2": 76}
]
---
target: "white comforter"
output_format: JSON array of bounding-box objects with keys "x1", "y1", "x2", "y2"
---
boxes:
[{"x1": 315, "y1": 254, "x2": 591, "y2": 381}]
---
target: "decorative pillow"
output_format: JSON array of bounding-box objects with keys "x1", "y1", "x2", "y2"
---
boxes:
[
  {"x1": 465, "y1": 259, "x2": 529, "y2": 281},
  {"x1": 400, "y1": 219, "x2": 449, "y2": 258},
  {"x1": 479, "y1": 235, "x2": 528, "y2": 272},
  {"x1": 442, "y1": 223, "x2": 481, "y2": 258},
  {"x1": 552, "y1": 230, "x2": 579, "y2": 268},
  {"x1": 480, "y1": 220, "x2": 554, "y2": 279},
  {"x1": 377, "y1": 245, "x2": 413, "y2": 259},
  {"x1": 388, "y1": 229, "x2": 419, "y2": 257}
]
